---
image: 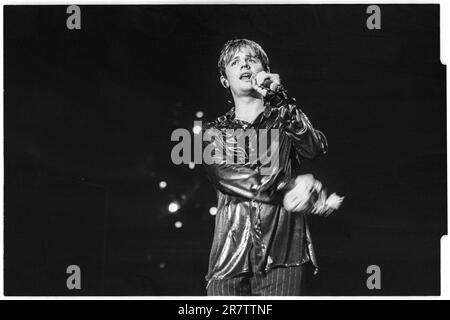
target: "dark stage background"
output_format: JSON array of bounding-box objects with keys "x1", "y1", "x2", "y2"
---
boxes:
[{"x1": 4, "y1": 5, "x2": 446, "y2": 295}]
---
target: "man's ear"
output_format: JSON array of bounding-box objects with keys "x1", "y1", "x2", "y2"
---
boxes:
[{"x1": 220, "y1": 76, "x2": 229, "y2": 88}]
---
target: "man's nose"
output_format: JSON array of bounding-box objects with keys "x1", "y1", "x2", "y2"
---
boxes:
[{"x1": 240, "y1": 60, "x2": 250, "y2": 69}]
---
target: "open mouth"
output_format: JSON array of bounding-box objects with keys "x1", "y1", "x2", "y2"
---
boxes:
[{"x1": 240, "y1": 72, "x2": 253, "y2": 80}]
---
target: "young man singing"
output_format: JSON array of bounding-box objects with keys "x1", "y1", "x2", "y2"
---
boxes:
[{"x1": 202, "y1": 39, "x2": 339, "y2": 296}]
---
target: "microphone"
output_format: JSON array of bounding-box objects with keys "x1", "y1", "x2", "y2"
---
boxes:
[
  {"x1": 251, "y1": 73, "x2": 283, "y2": 92},
  {"x1": 253, "y1": 73, "x2": 291, "y2": 111},
  {"x1": 261, "y1": 78, "x2": 282, "y2": 92}
]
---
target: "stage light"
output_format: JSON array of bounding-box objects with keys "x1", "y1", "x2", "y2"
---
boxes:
[
  {"x1": 209, "y1": 206, "x2": 217, "y2": 215},
  {"x1": 174, "y1": 221, "x2": 183, "y2": 228},
  {"x1": 196, "y1": 111, "x2": 204, "y2": 118},
  {"x1": 159, "y1": 181, "x2": 167, "y2": 189},
  {"x1": 188, "y1": 162, "x2": 195, "y2": 169},
  {"x1": 193, "y1": 125, "x2": 202, "y2": 135},
  {"x1": 168, "y1": 201, "x2": 180, "y2": 213}
]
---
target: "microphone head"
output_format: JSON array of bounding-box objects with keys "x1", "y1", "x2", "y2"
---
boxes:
[{"x1": 262, "y1": 78, "x2": 280, "y2": 92}]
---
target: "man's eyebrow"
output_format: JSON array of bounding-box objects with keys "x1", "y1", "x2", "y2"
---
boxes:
[{"x1": 228, "y1": 54, "x2": 258, "y2": 64}]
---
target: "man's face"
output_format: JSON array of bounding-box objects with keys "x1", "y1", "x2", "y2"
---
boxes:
[{"x1": 223, "y1": 46, "x2": 265, "y2": 97}]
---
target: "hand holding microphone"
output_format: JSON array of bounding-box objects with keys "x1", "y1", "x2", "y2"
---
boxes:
[{"x1": 251, "y1": 71, "x2": 282, "y2": 96}]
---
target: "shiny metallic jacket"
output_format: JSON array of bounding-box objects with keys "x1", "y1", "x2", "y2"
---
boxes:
[{"x1": 203, "y1": 92, "x2": 327, "y2": 284}]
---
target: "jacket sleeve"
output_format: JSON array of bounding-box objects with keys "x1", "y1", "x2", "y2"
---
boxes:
[
  {"x1": 266, "y1": 91, "x2": 328, "y2": 160},
  {"x1": 202, "y1": 124, "x2": 289, "y2": 203}
]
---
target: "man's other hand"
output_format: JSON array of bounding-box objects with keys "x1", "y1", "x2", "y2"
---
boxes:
[{"x1": 283, "y1": 174, "x2": 322, "y2": 212}]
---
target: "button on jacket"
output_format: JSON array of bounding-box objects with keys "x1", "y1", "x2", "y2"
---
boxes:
[{"x1": 202, "y1": 92, "x2": 327, "y2": 285}]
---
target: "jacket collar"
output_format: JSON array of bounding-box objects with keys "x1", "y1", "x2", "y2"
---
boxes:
[{"x1": 220, "y1": 101, "x2": 273, "y2": 126}]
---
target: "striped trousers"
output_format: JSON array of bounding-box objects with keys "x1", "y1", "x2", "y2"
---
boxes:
[
  {"x1": 206, "y1": 264, "x2": 306, "y2": 296},
  {"x1": 207, "y1": 245, "x2": 308, "y2": 296}
]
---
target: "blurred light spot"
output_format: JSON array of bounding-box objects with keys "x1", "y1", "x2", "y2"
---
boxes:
[
  {"x1": 209, "y1": 206, "x2": 217, "y2": 215},
  {"x1": 159, "y1": 263, "x2": 165, "y2": 269},
  {"x1": 168, "y1": 201, "x2": 180, "y2": 213},
  {"x1": 174, "y1": 221, "x2": 183, "y2": 228},
  {"x1": 193, "y1": 125, "x2": 202, "y2": 135},
  {"x1": 188, "y1": 162, "x2": 195, "y2": 169},
  {"x1": 196, "y1": 111, "x2": 204, "y2": 118},
  {"x1": 159, "y1": 181, "x2": 167, "y2": 189}
]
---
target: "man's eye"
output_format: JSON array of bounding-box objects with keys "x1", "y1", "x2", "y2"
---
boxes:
[{"x1": 230, "y1": 60, "x2": 237, "y2": 66}]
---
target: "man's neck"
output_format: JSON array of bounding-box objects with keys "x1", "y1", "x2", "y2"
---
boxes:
[{"x1": 233, "y1": 95, "x2": 265, "y2": 124}]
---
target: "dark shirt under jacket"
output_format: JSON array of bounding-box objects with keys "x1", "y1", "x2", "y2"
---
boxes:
[{"x1": 202, "y1": 92, "x2": 327, "y2": 285}]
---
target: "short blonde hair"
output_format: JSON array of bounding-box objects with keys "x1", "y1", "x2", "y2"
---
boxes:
[{"x1": 218, "y1": 39, "x2": 270, "y2": 78}]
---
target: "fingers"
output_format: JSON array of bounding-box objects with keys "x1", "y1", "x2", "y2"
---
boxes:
[
  {"x1": 283, "y1": 174, "x2": 328, "y2": 214},
  {"x1": 283, "y1": 191, "x2": 301, "y2": 212},
  {"x1": 251, "y1": 83, "x2": 268, "y2": 97},
  {"x1": 283, "y1": 189, "x2": 298, "y2": 212},
  {"x1": 251, "y1": 71, "x2": 281, "y2": 96},
  {"x1": 254, "y1": 71, "x2": 269, "y2": 85},
  {"x1": 254, "y1": 71, "x2": 280, "y2": 87},
  {"x1": 326, "y1": 193, "x2": 344, "y2": 210},
  {"x1": 292, "y1": 197, "x2": 308, "y2": 212},
  {"x1": 313, "y1": 193, "x2": 345, "y2": 217},
  {"x1": 313, "y1": 180, "x2": 323, "y2": 193},
  {"x1": 283, "y1": 181, "x2": 314, "y2": 213},
  {"x1": 250, "y1": 75, "x2": 267, "y2": 96},
  {"x1": 284, "y1": 174, "x2": 344, "y2": 216},
  {"x1": 295, "y1": 174, "x2": 316, "y2": 193}
]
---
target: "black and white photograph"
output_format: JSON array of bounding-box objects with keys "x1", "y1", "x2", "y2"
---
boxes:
[{"x1": 2, "y1": 3, "x2": 447, "y2": 297}]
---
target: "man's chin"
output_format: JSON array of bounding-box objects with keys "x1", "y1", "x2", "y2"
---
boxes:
[
  {"x1": 238, "y1": 83, "x2": 256, "y2": 93},
  {"x1": 231, "y1": 85, "x2": 262, "y2": 98}
]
